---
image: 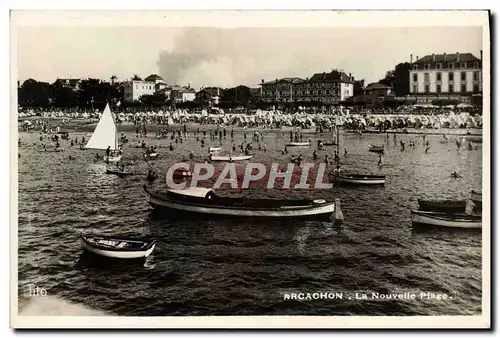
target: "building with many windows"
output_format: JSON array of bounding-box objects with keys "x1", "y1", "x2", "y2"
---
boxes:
[
  {"x1": 123, "y1": 74, "x2": 166, "y2": 102},
  {"x1": 409, "y1": 52, "x2": 482, "y2": 103},
  {"x1": 259, "y1": 70, "x2": 354, "y2": 105}
]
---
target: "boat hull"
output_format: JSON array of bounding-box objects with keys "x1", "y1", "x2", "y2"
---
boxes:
[
  {"x1": 332, "y1": 174, "x2": 385, "y2": 185},
  {"x1": 106, "y1": 169, "x2": 134, "y2": 177},
  {"x1": 417, "y1": 199, "x2": 466, "y2": 212},
  {"x1": 411, "y1": 211, "x2": 481, "y2": 229},
  {"x1": 145, "y1": 153, "x2": 159, "y2": 159},
  {"x1": 285, "y1": 142, "x2": 310, "y2": 147},
  {"x1": 80, "y1": 236, "x2": 156, "y2": 259},
  {"x1": 146, "y1": 193, "x2": 335, "y2": 219},
  {"x1": 210, "y1": 155, "x2": 253, "y2": 162}
]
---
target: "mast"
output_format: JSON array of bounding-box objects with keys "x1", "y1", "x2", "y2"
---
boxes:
[{"x1": 335, "y1": 116, "x2": 340, "y2": 173}]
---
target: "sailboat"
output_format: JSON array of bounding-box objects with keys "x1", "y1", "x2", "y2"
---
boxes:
[
  {"x1": 85, "y1": 103, "x2": 122, "y2": 163},
  {"x1": 330, "y1": 116, "x2": 386, "y2": 186}
]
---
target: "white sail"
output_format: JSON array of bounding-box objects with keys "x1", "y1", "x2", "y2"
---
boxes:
[{"x1": 85, "y1": 103, "x2": 118, "y2": 150}]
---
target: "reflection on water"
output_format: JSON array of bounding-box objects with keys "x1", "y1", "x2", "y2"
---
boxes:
[{"x1": 17, "y1": 128, "x2": 483, "y2": 316}]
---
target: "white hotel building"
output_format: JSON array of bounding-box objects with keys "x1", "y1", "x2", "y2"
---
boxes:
[{"x1": 409, "y1": 52, "x2": 482, "y2": 104}]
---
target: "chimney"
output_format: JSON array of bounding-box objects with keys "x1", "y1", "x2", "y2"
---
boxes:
[
  {"x1": 261, "y1": 79, "x2": 264, "y2": 84},
  {"x1": 456, "y1": 52, "x2": 460, "y2": 61},
  {"x1": 443, "y1": 52, "x2": 446, "y2": 61},
  {"x1": 410, "y1": 54, "x2": 413, "y2": 63},
  {"x1": 416, "y1": 56, "x2": 419, "y2": 62},
  {"x1": 480, "y1": 50, "x2": 483, "y2": 62},
  {"x1": 432, "y1": 53, "x2": 435, "y2": 61}
]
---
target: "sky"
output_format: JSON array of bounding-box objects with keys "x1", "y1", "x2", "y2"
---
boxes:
[{"x1": 16, "y1": 26, "x2": 482, "y2": 90}]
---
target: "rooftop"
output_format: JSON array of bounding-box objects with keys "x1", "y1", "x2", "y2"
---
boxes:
[
  {"x1": 414, "y1": 53, "x2": 480, "y2": 64},
  {"x1": 144, "y1": 74, "x2": 164, "y2": 82}
]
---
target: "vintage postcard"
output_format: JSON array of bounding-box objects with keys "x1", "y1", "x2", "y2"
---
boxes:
[{"x1": 10, "y1": 10, "x2": 490, "y2": 329}]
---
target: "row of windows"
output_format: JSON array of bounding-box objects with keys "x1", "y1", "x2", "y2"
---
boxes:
[
  {"x1": 263, "y1": 90, "x2": 342, "y2": 96},
  {"x1": 413, "y1": 62, "x2": 480, "y2": 70},
  {"x1": 413, "y1": 71, "x2": 480, "y2": 82},
  {"x1": 412, "y1": 84, "x2": 481, "y2": 93},
  {"x1": 263, "y1": 82, "x2": 343, "y2": 89}
]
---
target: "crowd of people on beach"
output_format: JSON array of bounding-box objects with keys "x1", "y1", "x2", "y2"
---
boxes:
[{"x1": 19, "y1": 105, "x2": 482, "y2": 134}]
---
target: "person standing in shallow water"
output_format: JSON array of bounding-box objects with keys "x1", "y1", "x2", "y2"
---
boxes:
[{"x1": 106, "y1": 146, "x2": 111, "y2": 157}]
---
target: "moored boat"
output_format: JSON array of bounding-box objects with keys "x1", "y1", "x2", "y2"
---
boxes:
[
  {"x1": 411, "y1": 210, "x2": 481, "y2": 229},
  {"x1": 417, "y1": 199, "x2": 466, "y2": 213},
  {"x1": 106, "y1": 168, "x2": 134, "y2": 177},
  {"x1": 209, "y1": 147, "x2": 221, "y2": 153},
  {"x1": 144, "y1": 186, "x2": 336, "y2": 219},
  {"x1": 331, "y1": 173, "x2": 385, "y2": 185},
  {"x1": 80, "y1": 234, "x2": 157, "y2": 259},
  {"x1": 144, "y1": 152, "x2": 159, "y2": 160},
  {"x1": 172, "y1": 168, "x2": 193, "y2": 179},
  {"x1": 209, "y1": 154, "x2": 253, "y2": 162},
  {"x1": 285, "y1": 142, "x2": 310, "y2": 147},
  {"x1": 368, "y1": 144, "x2": 384, "y2": 153}
]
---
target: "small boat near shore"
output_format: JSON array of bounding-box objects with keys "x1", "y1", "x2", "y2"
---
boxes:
[
  {"x1": 144, "y1": 152, "x2": 159, "y2": 160},
  {"x1": 285, "y1": 142, "x2": 310, "y2": 147},
  {"x1": 331, "y1": 173, "x2": 386, "y2": 185},
  {"x1": 144, "y1": 186, "x2": 337, "y2": 219},
  {"x1": 209, "y1": 154, "x2": 253, "y2": 162},
  {"x1": 172, "y1": 168, "x2": 193, "y2": 179},
  {"x1": 417, "y1": 199, "x2": 467, "y2": 213},
  {"x1": 368, "y1": 144, "x2": 384, "y2": 153},
  {"x1": 106, "y1": 168, "x2": 134, "y2": 177},
  {"x1": 80, "y1": 234, "x2": 157, "y2": 259},
  {"x1": 209, "y1": 147, "x2": 221, "y2": 153},
  {"x1": 411, "y1": 210, "x2": 482, "y2": 229}
]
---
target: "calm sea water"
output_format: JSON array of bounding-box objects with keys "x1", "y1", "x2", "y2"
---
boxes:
[{"x1": 17, "y1": 126, "x2": 483, "y2": 316}]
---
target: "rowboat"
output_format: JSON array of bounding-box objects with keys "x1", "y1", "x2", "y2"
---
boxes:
[
  {"x1": 471, "y1": 190, "x2": 482, "y2": 210},
  {"x1": 144, "y1": 152, "x2": 159, "y2": 160},
  {"x1": 465, "y1": 136, "x2": 482, "y2": 143},
  {"x1": 331, "y1": 173, "x2": 385, "y2": 185},
  {"x1": 172, "y1": 168, "x2": 193, "y2": 179},
  {"x1": 144, "y1": 186, "x2": 336, "y2": 219},
  {"x1": 80, "y1": 234, "x2": 157, "y2": 259},
  {"x1": 285, "y1": 142, "x2": 310, "y2": 147},
  {"x1": 209, "y1": 154, "x2": 253, "y2": 162},
  {"x1": 417, "y1": 199, "x2": 466, "y2": 213},
  {"x1": 106, "y1": 168, "x2": 134, "y2": 177},
  {"x1": 411, "y1": 210, "x2": 481, "y2": 229},
  {"x1": 368, "y1": 144, "x2": 384, "y2": 153},
  {"x1": 209, "y1": 147, "x2": 221, "y2": 153}
]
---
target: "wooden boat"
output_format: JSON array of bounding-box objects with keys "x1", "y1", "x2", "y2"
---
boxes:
[
  {"x1": 285, "y1": 142, "x2": 310, "y2": 147},
  {"x1": 80, "y1": 234, "x2": 156, "y2": 259},
  {"x1": 85, "y1": 103, "x2": 124, "y2": 163},
  {"x1": 172, "y1": 168, "x2": 193, "y2": 179},
  {"x1": 144, "y1": 152, "x2": 159, "y2": 160},
  {"x1": 368, "y1": 144, "x2": 384, "y2": 153},
  {"x1": 331, "y1": 173, "x2": 385, "y2": 185},
  {"x1": 144, "y1": 186, "x2": 336, "y2": 219},
  {"x1": 323, "y1": 142, "x2": 337, "y2": 146},
  {"x1": 417, "y1": 199, "x2": 466, "y2": 213},
  {"x1": 209, "y1": 147, "x2": 221, "y2": 153},
  {"x1": 210, "y1": 154, "x2": 253, "y2": 162},
  {"x1": 106, "y1": 168, "x2": 134, "y2": 177},
  {"x1": 411, "y1": 210, "x2": 481, "y2": 229},
  {"x1": 471, "y1": 190, "x2": 482, "y2": 210},
  {"x1": 465, "y1": 136, "x2": 483, "y2": 143}
]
